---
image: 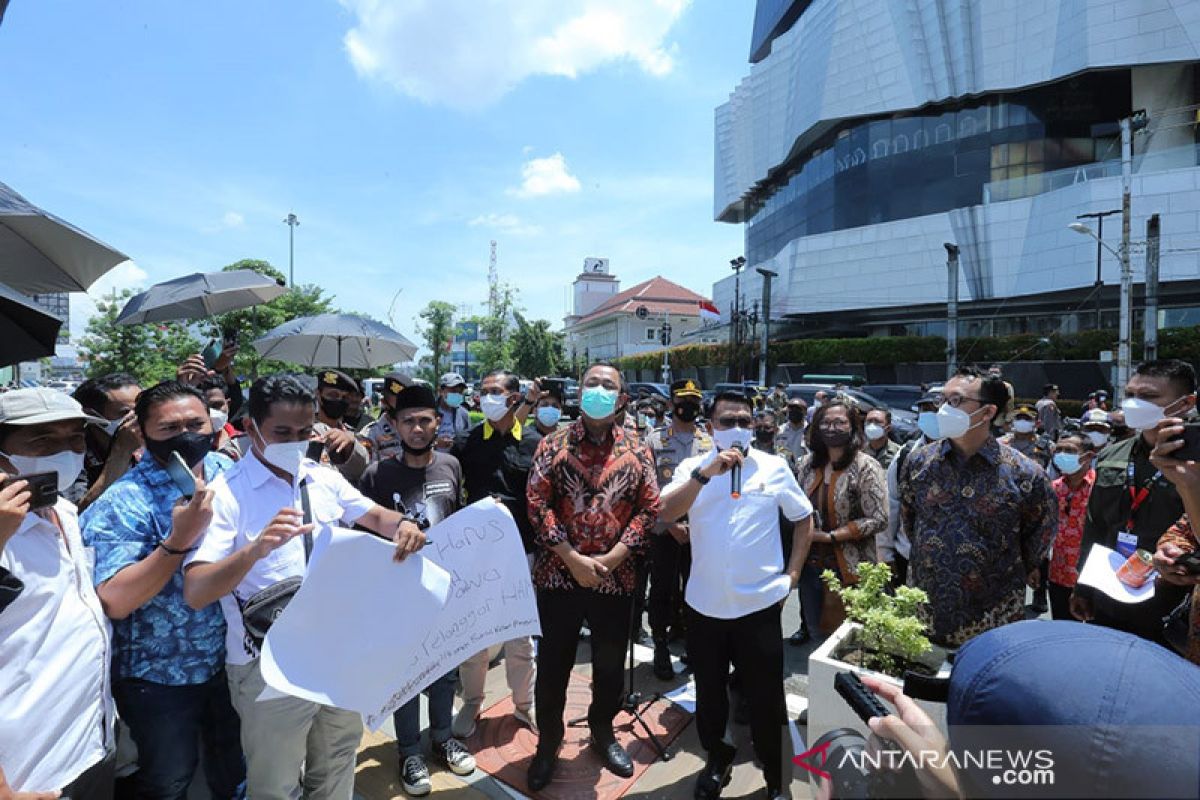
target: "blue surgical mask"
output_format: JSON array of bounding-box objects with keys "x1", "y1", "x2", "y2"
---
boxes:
[
  {"x1": 917, "y1": 411, "x2": 940, "y2": 440},
  {"x1": 580, "y1": 386, "x2": 619, "y2": 420},
  {"x1": 1053, "y1": 452, "x2": 1083, "y2": 475},
  {"x1": 444, "y1": 392, "x2": 464, "y2": 408},
  {"x1": 536, "y1": 406, "x2": 562, "y2": 428}
]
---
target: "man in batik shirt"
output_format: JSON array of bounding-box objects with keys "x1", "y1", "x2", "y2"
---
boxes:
[
  {"x1": 899, "y1": 367, "x2": 1057, "y2": 646},
  {"x1": 524, "y1": 362, "x2": 660, "y2": 791}
]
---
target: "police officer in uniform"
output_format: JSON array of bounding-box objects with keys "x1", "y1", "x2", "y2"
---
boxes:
[
  {"x1": 312, "y1": 369, "x2": 371, "y2": 482},
  {"x1": 645, "y1": 379, "x2": 712, "y2": 680},
  {"x1": 359, "y1": 372, "x2": 411, "y2": 462},
  {"x1": 1000, "y1": 403, "x2": 1052, "y2": 469}
]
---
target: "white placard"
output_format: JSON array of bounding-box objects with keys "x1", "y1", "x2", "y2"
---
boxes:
[{"x1": 1077, "y1": 543, "x2": 1157, "y2": 604}]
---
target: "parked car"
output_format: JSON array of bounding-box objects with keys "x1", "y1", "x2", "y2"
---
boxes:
[
  {"x1": 560, "y1": 378, "x2": 580, "y2": 419},
  {"x1": 861, "y1": 384, "x2": 926, "y2": 413},
  {"x1": 626, "y1": 382, "x2": 670, "y2": 400},
  {"x1": 786, "y1": 383, "x2": 918, "y2": 442}
]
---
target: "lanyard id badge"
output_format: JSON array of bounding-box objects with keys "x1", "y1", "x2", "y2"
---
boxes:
[{"x1": 1119, "y1": 460, "x2": 1161, "y2": 557}]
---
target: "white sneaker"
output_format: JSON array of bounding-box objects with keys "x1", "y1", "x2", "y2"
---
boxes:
[
  {"x1": 433, "y1": 737, "x2": 477, "y2": 776},
  {"x1": 513, "y1": 705, "x2": 537, "y2": 732},
  {"x1": 451, "y1": 703, "x2": 480, "y2": 738},
  {"x1": 400, "y1": 755, "x2": 432, "y2": 797}
]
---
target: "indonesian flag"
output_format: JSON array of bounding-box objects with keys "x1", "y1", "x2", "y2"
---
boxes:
[{"x1": 698, "y1": 299, "x2": 721, "y2": 324}]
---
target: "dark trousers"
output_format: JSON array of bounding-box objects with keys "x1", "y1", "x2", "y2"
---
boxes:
[
  {"x1": 535, "y1": 589, "x2": 632, "y2": 754},
  {"x1": 891, "y1": 554, "x2": 909, "y2": 588},
  {"x1": 686, "y1": 602, "x2": 787, "y2": 789},
  {"x1": 1049, "y1": 582, "x2": 1074, "y2": 621},
  {"x1": 113, "y1": 670, "x2": 245, "y2": 800},
  {"x1": 62, "y1": 750, "x2": 115, "y2": 800},
  {"x1": 648, "y1": 533, "x2": 690, "y2": 641}
]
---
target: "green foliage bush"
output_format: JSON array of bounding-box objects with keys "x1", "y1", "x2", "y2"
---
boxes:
[{"x1": 822, "y1": 562, "x2": 932, "y2": 676}]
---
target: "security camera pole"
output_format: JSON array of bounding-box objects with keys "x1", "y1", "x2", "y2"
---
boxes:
[{"x1": 944, "y1": 243, "x2": 959, "y2": 378}]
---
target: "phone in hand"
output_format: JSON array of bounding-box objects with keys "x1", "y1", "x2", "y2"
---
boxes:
[
  {"x1": 1, "y1": 471, "x2": 59, "y2": 510},
  {"x1": 201, "y1": 339, "x2": 223, "y2": 370},
  {"x1": 305, "y1": 440, "x2": 326, "y2": 462},
  {"x1": 1170, "y1": 422, "x2": 1200, "y2": 462},
  {"x1": 165, "y1": 451, "x2": 197, "y2": 499},
  {"x1": 221, "y1": 326, "x2": 238, "y2": 350},
  {"x1": 1173, "y1": 549, "x2": 1200, "y2": 575}
]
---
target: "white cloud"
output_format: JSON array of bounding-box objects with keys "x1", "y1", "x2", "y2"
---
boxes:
[
  {"x1": 509, "y1": 152, "x2": 581, "y2": 198},
  {"x1": 69, "y1": 260, "x2": 150, "y2": 340},
  {"x1": 468, "y1": 212, "x2": 543, "y2": 236},
  {"x1": 221, "y1": 210, "x2": 245, "y2": 228},
  {"x1": 339, "y1": 0, "x2": 691, "y2": 110}
]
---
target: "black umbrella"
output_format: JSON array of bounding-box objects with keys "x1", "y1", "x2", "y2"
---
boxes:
[
  {"x1": 115, "y1": 269, "x2": 288, "y2": 325},
  {"x1": 0, "y1": 282, "x2": 63, "y2": 367}
]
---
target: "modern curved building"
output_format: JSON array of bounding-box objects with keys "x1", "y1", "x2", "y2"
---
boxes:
[{"x1": 713, "y1": 0, "x2": 1200, "y2": 340}]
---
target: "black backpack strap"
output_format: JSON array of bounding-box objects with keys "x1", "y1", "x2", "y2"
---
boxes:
[{"x1": 299, "y1": 480, "x2": 314, "y2": 563}]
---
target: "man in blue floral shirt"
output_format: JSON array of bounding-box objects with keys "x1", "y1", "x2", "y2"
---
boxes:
[
  {"x1": 82, "y1": 381, "x2": 244, "y2": 799},
  {"x1": 899, "y1": 367, "x2": 1057, "y2": 646}
]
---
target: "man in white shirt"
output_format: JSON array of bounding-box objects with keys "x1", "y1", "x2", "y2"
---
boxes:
[
  {"x1": 183, "y1": 375, "x2": 426, "y2": 800},
  {"x1": 0, "y1": 388, "x2": 114, "y2": 798},
  {"x1": 658, "y1": 391, "x2": 813, "y2": 800}
]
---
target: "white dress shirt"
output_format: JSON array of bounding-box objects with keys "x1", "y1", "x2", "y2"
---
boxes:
[
  {"x1": 189, "y1": 452, "x2": 376, "y2": 666},
  {"x1": 879, "y1": 439, "x2": 924, "y2": 562},
  {"x1": 668, "y1": 448, "x2": 813, "y2": 620},
  {"x1": 0, "y1": 498, "x2": 113, "y2": 792}
]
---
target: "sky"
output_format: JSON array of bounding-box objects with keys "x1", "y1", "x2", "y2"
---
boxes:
[{"x1": 0, "y1": 0, "x2": 752, "y2": 357}]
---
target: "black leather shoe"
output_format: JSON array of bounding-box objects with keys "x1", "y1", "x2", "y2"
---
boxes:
[
  {"x1": 694, "y1": 747, "x2": 735, "y2": 799},
  {"x1": 592, "y1": 740, "x2": 634, "y2": 778},
  {"x1": 527, "y1": 752, "x2": 558, "y2": 791},
  {"x1": 653, "y1": 640, "x2": 675, "y2": 680},
  {"x1": 787, "y1": 627, "x2": 811, "y2": 646}
]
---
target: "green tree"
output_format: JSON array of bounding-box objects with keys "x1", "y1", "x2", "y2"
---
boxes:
[
  {"x1": 212, "y1": 259, "x2": 338, "y2": 378},
  {"x1": 416, "y1": 300, "x2": 457, "y2": 378},
  {"x1": 511, "y1": 313, "x2": 564, "y2": 377},
  {"x1": 78, "y1": 289, "x2": 201, "y2": 384},
  {"x1": 470, "y1": 284, "x2": 518, "y2": 372}
]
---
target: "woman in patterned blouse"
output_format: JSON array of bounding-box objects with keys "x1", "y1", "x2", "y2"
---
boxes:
[
  {"x1": 1150, "y1": 417, "x2": 1200, "y2": 665},
  {"x1": 794, "y1": 398, "x2": 888, "y2": 636}
]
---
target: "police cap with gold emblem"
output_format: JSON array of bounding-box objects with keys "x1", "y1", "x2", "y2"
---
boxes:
[
  {"x1": 382, "y1": 371, "x2": 414, "y2": 399},
  {"x1": 318, "y1": 369, "x2": 358, "y2": 394},
  {"x1": 670, "y1": 379, "x2": 703, "y2": 400}
]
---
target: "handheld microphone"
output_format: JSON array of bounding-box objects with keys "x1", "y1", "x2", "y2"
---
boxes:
[{"x1": 730, "y1": 444, "x2": 745, "y2": 499}]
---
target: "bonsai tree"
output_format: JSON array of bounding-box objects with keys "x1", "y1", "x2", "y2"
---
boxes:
[{"x1": 822, "y1": 562, "x2": 932, "y2": 676}]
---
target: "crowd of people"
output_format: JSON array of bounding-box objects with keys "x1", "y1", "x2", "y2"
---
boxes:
[{"x1": 1, "y1": 351, "x2": 1199, "y2": 800}]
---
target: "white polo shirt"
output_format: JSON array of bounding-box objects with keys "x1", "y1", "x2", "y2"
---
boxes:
[
  {"x1": 0, "y1": 498, "x2": 113, "y2": 792},
  {"x1": 189, "y1": 452, "x2": 376, "y2": 665},
  {"x1": 668, "y1": 448, "x2": 812, "y2": 620}
]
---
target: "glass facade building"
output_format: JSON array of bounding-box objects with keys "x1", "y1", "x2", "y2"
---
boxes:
[{"x1": 714, "y1": 0, "x2": 1200, "y2": 339}]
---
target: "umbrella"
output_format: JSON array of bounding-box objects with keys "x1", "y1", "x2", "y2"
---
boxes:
[
  {"x1": 0, "y1": 180, "x2": 130, "y2": 293},
  {"x1": 0, "y1": 282, "x2": 64, "y2": 367},
  {"x1": 251, "y1": 313, "x2": 418, "y2": 369},
  {"x1": 115, "y1": 269, "x2": 288, "y2": 325}
]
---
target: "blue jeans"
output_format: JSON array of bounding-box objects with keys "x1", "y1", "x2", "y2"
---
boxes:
[
  {"x1": 393, "y1": 670, "x2": 457, "y2": 758},
  {"x1": 113, "y1": 670, "x2": 245, "y2": 800},
  {"x1": 798, "y1": 563, "x2": 825, "y2": 635}
]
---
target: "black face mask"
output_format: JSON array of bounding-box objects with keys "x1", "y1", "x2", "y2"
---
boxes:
[
  {"x1": 320, "y1": 397, "x2": 349, "y2": 420},
  {"x1": 755, "y1": 428, "x2": 775, "y2": 443},
  {"x1": 820, "y1": 429, "x2": 852, "y2": 448},
  {"x1": 400, "y1": 440, "x2": 435, "y2": 456},
  {"x1": 787, "y1": 410, "x2": 804, "y2": 424},
  {"x1": 145, "y1": 430, "x2": 214, "y2": 469},
  {"x1": 674, "y1": 404, "x2": 699, "y2": 423}
]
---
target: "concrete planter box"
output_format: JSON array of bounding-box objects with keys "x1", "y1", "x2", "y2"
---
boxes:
[{"x1": 806, "y1": 621, "x2": 952, "y2": 746}]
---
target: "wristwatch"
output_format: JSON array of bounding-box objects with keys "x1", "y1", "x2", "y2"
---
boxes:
[{"x1": 690, "y1": 466, "x2": 710, "y2": 485}]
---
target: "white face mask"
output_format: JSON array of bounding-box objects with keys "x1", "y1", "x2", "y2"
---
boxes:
[
  {"x1": 712, "y1": 426, "x2": 752, "y2": 451},
  {"x1": 209, "y1": 408, "x2": 229, "y2": 431},
  {"x1": 1012, "y1": 419, "x2": 1035, "y2": 435},
  {"x1": 2, "y1": 449, "x2": 85, "y2": 492},
  {"x1": 917, "y1": 411, "x2": 940, "y2": 440},
  {"x1": 864, "y1": 422, "x2": 886, "y2": 442},
  {"x1": 1121, "y1": 396, "x2": 1184, "y2": 431},
  {"x1": 253, "y1": 426, "x2": 308, "y2": 477},
  {"x1": 480, "y1": 394, "x2": 510, "y2": 422},
  {"x1": 935, "y1": 403, "x2": 988, "y2": 440},
  {"x1": 102, "y1": 416, "x2": 124, "y2": 438},
  {"x1": 1086, "y1": 430, "x2": 1110, "y2": 448}
]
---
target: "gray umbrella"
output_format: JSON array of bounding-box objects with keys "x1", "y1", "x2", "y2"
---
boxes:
[
  {"x1": 115, "y1": 269, "x2": 288, "y2": 325},
  {"x1": 251, "y1": 313, "x2": 418, "y2": 369},
  {"x1": 0, "y1": 180, "x2": 130, "y2": 293},
  {"x1": 0, "y1": 282, "x2": 64, "y2": 367}
]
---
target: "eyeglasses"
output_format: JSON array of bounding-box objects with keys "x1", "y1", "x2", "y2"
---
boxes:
[
  {"x1": 818, "y1": 420, "x2": 851, "y2": 431},
  {"x1": 941, "y1": 394, "x2": 984, "y2": 409},
  {"x1": 716, "y1": 415, "x2": 753, "y2": 428}
]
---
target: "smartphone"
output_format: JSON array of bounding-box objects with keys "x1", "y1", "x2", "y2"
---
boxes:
[
  {"x1": 305, "y1": 440, "x2": 326, "y2": 462},
  {"x1": 221, "y1": 326, "x2": 238, "y2": 350},
  {"x1": 1171, "y1": 422, "x2": 1200, "y2": 462},
  {"x1": 1, "y1": 471, "x2": 59, "y2": 511},
  {"x1": 1174, "y1": 550, "x2": 1200, "y2": 575},
  {"x1": 201, "y1": 339, "x2": 223, "y2": 370},
  {"x1": 165, "y1": 451, "x2": 196, "y2": 499},
  {"x1": 542, "y1": 377, "x2": 565, "y2": 396}
]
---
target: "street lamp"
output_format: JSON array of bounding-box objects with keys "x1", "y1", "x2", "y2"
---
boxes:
[
  {"x1": 729, "y1": 256, "x2": 746, "y2": 380},
  {"x1": 283, "y1": 213, "x2": 299, "y2": 287},
  {"x1": 943, "y1": 243, "x2": 959, "y2": 378},
  {"x1": 1070, "y1": 220, "x2": 1130, "y2": 395}
]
